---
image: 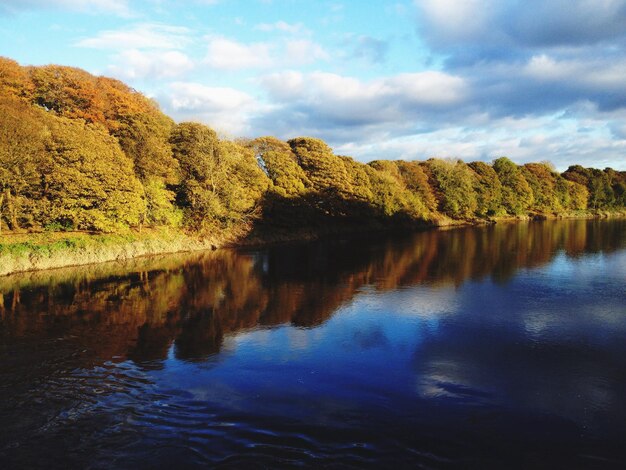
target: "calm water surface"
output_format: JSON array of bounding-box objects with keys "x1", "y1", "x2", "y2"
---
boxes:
[{"x1": 1, "y1": 220, "x2": 625, "y2": 469}]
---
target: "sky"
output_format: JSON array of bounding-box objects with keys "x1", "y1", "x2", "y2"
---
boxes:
[{"x1": 1, "y1": 0, "x2": 625, "y2": 171}]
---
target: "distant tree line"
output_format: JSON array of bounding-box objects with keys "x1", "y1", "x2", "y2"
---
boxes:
[{"x1": 1, "y1": 57, "x2": 625, "y2": 236}]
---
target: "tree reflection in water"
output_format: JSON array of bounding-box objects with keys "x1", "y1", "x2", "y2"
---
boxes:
[
  {"x1": 1, "y1": 219, "x2": 625, "y2": 468},
  {"x1": 0, "y1": 219, "x2": 624, "y2": 366}
]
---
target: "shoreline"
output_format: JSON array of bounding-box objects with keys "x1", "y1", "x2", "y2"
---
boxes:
[{"x1": 1, "y1": 211, "x2": 624, "y2": 277}]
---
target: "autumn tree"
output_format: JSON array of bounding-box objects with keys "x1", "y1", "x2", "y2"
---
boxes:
[
  {"x1": 563, "y1": 165, "x2": 615, "y2": 210},
  {"x1": 40, "y1": 116, "x2": 146, "y2": 231},
  {"x1": 493, "y1": 157, "x2": 534, "y2": 215},
  {"x1": 0, "y1": 57, "x2": 33, "y2": 101},
  {"x1": 249, "y1": 136, "x2": 310, "y2": 197},
  {"x1": 171, "y1": 122, "x2": 269, "y2": 232},
  {"x1": 28, "y1": 65, "x2": 104, "y2": 123},
  {"x1": 288, "y1": 137, "x2": 354, "y2": 196},
  {"x1": 0, "y1": 97, "x2": 45, "y2": 231},
  {"x1": 367, "y1": 160, "x2": 430, "y2": 220},
  {"x1": 423, "y1": 159, "x2": 478, "y2": 219},
  {"x1": 395, "y1": 161, "x2": 437, "y2": 214},
  {"x1": 340, "y1": 155, "x2": 375, "y2": 203},
  {"x1": 522, "y1": 162, "x2": 563, "y2": 213},
  {"x1": 468, "y1": 161, "x2": 503, "y2": 217}
]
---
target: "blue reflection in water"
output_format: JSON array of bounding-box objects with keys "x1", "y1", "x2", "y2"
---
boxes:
[{"x1": 0, "y1": 219, "x2": 625, "y2": 468}]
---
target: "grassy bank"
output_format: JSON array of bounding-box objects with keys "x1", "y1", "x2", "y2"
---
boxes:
[
  {"x1": 2, "y1": 209, "x2": 625, "y2": 277},
  {"x1": 0, "y1": 229, "x2": 220, "y2": 277}
]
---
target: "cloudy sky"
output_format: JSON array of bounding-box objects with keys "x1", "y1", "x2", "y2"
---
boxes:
[{"x1": 1, "y1": 0, "x2": 625, "y2": 170}]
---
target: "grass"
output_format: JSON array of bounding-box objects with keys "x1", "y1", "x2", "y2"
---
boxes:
[{"x1": 0, "y1": 229, "x2": 180, "y2": 258}]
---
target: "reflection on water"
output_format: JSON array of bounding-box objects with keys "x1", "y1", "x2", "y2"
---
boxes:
[{"x1": 0, "y1": 219, "x2": 625, "y2": 468}]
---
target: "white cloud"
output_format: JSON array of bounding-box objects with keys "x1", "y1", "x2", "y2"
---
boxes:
[
  {"x1": 260, "y1": 70, "x2": 468, "y2": 118},
  {"x1": 254, "y1": 21, "x2": 308, "y2": 35},
  {"x1": 76, "y1": 23, "x2": 192, "y2": 50},
  {"x1": 332, "y1": 112, "x2": 626, "y2": 171},
  {"x1": 524, "y1": 54, "x2": 626, "y2": 91},
  {"x1": 107, "y1": 49, "x2": 194, "y2": 80},
  {"x1": 204, "y1": 36, "x2": 272, "y2": 70},
  {"x1": 161, "y1": 82, "x2": 261, "y2": 135},
  {"x1": 284, "y1": 40, "x2": 329, "y2": 64},
  {"x1": 0, "y1": 0, "x2": 132, "y2": 16},
  {"x1": 168, "y1": 82, "x2": 253, "y2": 112},
  {"x1": 387, "y1": 72, "x2": 468, "y2": 106},
  {"x1": 203, "y1": 36, "x2": 329, "y2": 70},
  {"x1": 415, "y1": 0, "x2": 502, "y2": 46}
]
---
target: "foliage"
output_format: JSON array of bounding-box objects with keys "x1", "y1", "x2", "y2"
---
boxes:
[
  {"x1": 395, "y1": 161, "x2": 438, "y2": 214},
  {"x1": 468, "y1": 161, "x2": 504, "y2": 216},
  {"x1": 522, "y1": 163, "x2": 563, "y2": 213},
  {"x1": 143, "y1": 178, "x2": 182, "y2": 227},
  {"x1": 563, "y1": 165, "x2": 617, "y2": 210},
  {"x1": 368, "y1": 160, "x2": 430, "y2": 219},
  {"x1": 0, "y1": 57, "x2": 33, "y2": 100},
  {"x1": 493, "y1": 157, "x2": 534, "y2": 215},
  {"x1": 40, "y1": 116, "x2": 146, "y2": 232},
  {"x1": 0, "y1": 56, "x2": 624, "y2": 240},
  {"x1": 171, "y1": 122, "x2": 269, "y2": 232},
  {"x1": 248, "y1": 136, "x2": 310, "y2": 197},
  {"x1": 423, "y1": 159, "x2": 478, "y2": 218},
  {"x1": 288, "y1": 137, "x2": 354, "y2": 197},
  {"x1": 0, "y1": 96, "x2": 45, "y2": 231}
]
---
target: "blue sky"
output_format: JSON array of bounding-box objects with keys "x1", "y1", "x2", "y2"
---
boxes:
[{"x1": 1, "y1": 0, "x2": 625, "y2": 170}]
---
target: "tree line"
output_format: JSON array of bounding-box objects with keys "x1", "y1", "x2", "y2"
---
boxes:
[{"x1": 1, "y1": 57, "x2": 625, "y2": 237}]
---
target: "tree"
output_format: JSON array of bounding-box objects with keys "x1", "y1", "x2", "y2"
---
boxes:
[
  {"x1": 604, "y1": 168, "x2": 626, "y2": 208},
  {"x1": 563, "y1": 165, "x2": 615, "y2": 210},
  {"x1": 40, "y1": 116, "x2": 146, "y2": 231},
  {"x1": 395, "y1": 160, "x2": 437, "y2": 214},
  {"x1": 171, "y1": 122, "x2": 270, "y2": 232},
  {"x1": 468, "y1": 161, "x2": 503, "y2": 216},
  {"x1": 248, "y1": 136, "x2": 310, "y2": 197},
  {"x1": 522, "y1": 162, "x2": 563, "y2": 213},
  {"x1": 0, "y1": 57, "x2": 33, "y2": 101},
  {"x1": 367, "y1": 161, "x2": 429, "y2": 220},
  {"x1": 493, "y1": 157, "x2": 533, "y2": 215},
  {"x1": 28, "y1": 65, "x2": 105, "y2": 123},
  {"x1": 423, "y1": 158, "x2": 478, "y2": 218},
  {"x1": 288, "y1": 137, "x2": 354, "y2": 196},
  {"x1": 0, "y1": 97, "x2": 45, "y2": 231}
]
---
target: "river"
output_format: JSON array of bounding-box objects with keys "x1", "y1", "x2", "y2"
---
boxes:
[{"x1": 1, "y1": 219, "x2": 625, "y2": 468}]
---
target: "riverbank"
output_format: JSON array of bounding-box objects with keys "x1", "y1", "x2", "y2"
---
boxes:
[
  {"x1": 1, "y1": 210, "x2": 625, "y2": 276},
  {"x1": 0, "y1": 229, "x2": 220, "y2": 277}
]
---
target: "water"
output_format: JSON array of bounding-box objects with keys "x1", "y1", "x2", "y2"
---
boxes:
[{"x1": 0, "y1": 219, "x2": 625, "y2": 469}]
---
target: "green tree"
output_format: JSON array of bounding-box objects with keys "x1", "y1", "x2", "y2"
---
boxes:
[
  {"x1": 248, "y1": 136, "x2": 310, "y2": 197},
  {"x1": 395, "y1": 161, "x2": 437, "y2": 214},
  {"x1": 171, "y1": 123, "x2": 270, "y2": 232},
  {"x1": 563, "y1": 165, "x2": 615, "y2": 210},
  {"x1": 493, "y1": 157, "x2": 534, "y2": 215},
  {"x1": 340, "y1": 155, "x2": 375, "y2": 203},
  {"x1": 0, "y1": 97, "x2": 45, "y2": 231},
  {"x1": 40, "y1": 116, "x2": 146, "y2": 231},
  {"x1": 288, "y1": 137, "x2": 354, "y2": 196},
  {"x1": 468, "y1": 161, "x2": 504, "y2": 216},
  {"x1": 564, "y1": 179, "x2": 588, "y2": 210},
  {"x1": 367, "y1": 161, "x2": 429, "y2": 220},
  {"x1": 423, "y1": 158, "x2": 478, "y2": 218},
  {"x1": 522, "y1": 162, "x2": 563, "y2": 213}
]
